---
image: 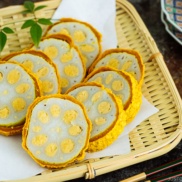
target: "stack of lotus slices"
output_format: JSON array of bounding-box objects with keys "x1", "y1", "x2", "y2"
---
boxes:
[{"x1": 0, "y1": 18, "x2": 144, "y2": 169}]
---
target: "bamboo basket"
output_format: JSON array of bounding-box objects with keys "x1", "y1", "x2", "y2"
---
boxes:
[{"x1": 1, "y1": 0, "x2": 182, "y2": 181}]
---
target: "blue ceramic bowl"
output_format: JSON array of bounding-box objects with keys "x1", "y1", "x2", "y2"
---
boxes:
[
  {"x1": 161, "y1": 0, "x2": 182, "y2": 33},
  {"x1": 161, "y1": 10, "x2": 182, "y2": 45}
]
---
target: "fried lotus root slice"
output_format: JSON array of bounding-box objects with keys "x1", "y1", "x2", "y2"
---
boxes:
[
  {"x1": 85, "y1": 67, "x2": 142, "y2": 124},
  {"x1": 22, "y1": 94, "x2": 91, "y2": 168},
  {"x1": 45, "y1": 18, "x2": 102, "y2": 70},
  {"x1": 66, "y1": 82, "x2": 126, "y2": 152},
  {"x1": 2, "y1": 50, "x2": 61, "y2": 95},
  {"x1": 0, "y1": 61, "x2": 41, "y2": 136},
  {"x1": 30, "y1": 34, "x2": 86, "y2": 94},
  {"x1": 89, "y1": 48, "x2": 145, "y2": 87}
]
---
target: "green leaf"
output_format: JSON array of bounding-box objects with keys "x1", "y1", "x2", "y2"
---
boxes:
[
  {"x1": 0, "y1": 31, "x2": 7, "y2": 52},
  {"x1": 38, "y1": 18, "x2": 52, "y2": 25},
  {"x1": 21, "y1": 19, "x2": 35, "y2": 29},
  {"x1": 24, "y1": 1, "x2": 35, "y2": 12},
  {"x1": 22, "y1": 9, "x2": 32, "y2": 14},
  {"x1": 2, "y1": 27, "x2": 14, "y2": 34},
  {"x1": 34, "y1": 5, "x2": 47, "y2": 12},
  {"x1": 30, "y1": 23, "x2": 42, "y2": 47}
]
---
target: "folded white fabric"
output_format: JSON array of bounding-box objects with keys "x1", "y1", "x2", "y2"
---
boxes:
[{"x1": 52, "y1": 0, "x2": 117, "y2": 51}]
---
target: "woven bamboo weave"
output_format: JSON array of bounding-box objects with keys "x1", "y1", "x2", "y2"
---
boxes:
[{"x1": 0, "y1": 0, "x2": 182, "y2": 181}]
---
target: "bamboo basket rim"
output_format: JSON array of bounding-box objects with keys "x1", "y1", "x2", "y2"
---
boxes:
[{"x1": 1, "y1": 0, "x2": 182, "y2": 181}]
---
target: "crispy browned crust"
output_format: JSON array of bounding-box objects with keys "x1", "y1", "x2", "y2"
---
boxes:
[
  {"x1": 27, "y1": 33, "x2": 74, "y2": 50},
  {"x1": 0, "y1": 124, "x2": 24, "y2": 136},
  {"x1": 66, "y1": 82, "x2": 127, "y2": 152},
  {"x1": 22, "y1": 94, "x2": 92, "y2": 168},
  {"x1": 88, "y1": 48, "x2": 145, "y2": 87},
  {"x1": 44, "y1": 18, "x2": 102, "y2": 70},
  {"x1": 65, "y1": 80, "x2": 104, "y2": 94},
  {"x1": 0, "y1": 61, "x2": 42, "y2": 136},
  {"x1": 43, "y1": 33, "x2": 74, "y2": 46},
  {"x1": 84, "y1": 66, "x2": 132, "y2": 109},
  {"x1": 28, "y1": 34, "x2": 87, "y2": 83},
  {"x1": 84, "y1": 66, "x2": 142, "y2": 124},
  {"x1": 45, "y1": 18, "x2": 102, "y2": 44},
  {"x1": 2, "y1": 49, "x2": 62, "y2": 94}
]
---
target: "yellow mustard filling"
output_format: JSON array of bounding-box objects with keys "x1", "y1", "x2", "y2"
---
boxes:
[
  {"x1": 91, "y1": 91, "x2": 102, "y2": 103},
  {"x1": 76, "y1": 90, "x2": 89, "y2": 102},
  {"x1": 42, "y1": 80, "x2": 54, "y2": 93},
  {"x1": 12, "y1": 98, "x2": 26, "y2": 112},
  {"x1": 7, "y1": 69, "x2": 21, "y2": 84},
  {"x1": 36, "y1": 67, "x2": 49, "y2": 78},
  {"x1": 45, "y1": 143, "x2": 58, "y2": 157},
  {"x1": 60, "y1": 77, "x2": 69, "y2": 88},
  {"x1": 112, "y1": 80, "x2": 123, "y2": 91},
  {"x1": 61, "y1": 139, "x2": 74, "y2": 153},
  {"x1": 44, "y1": 46, "x2": 58, "y2": 59},
  {"x1": 50, "y1": 104, "x2": 61, "y2": 117},
  {"x1": 73, "y1": 30, "x2": 86, "y2": 42},
  {"x1": 105, "y1": 74, "x2": 113, "y2": 84},
  {"x1": 22, "y1": 60, "x2": 34, "y2": 72},
  {"x1": 38, "y1": 111, "x2": 49, "y2": 123},
  {"x1": 63, "y1": 110, "x2": 78, "y2": 124},
  {"x1": 61, "y1": 51, "x2": 73, "y2": 63},
  {"x1": 69, "y1": 125, "x2": 82, "y2": 136},
  {"x1": 107, "y1": 58, "x2": 119, "y2": 69},
  {"x1": 82, "y1": 55, "x2": 88, "y2": 65},
  {"x1": 59, "y1": 28, "x2": 70, "y2": 36},
  {"x1": 32, "y1": 126, "x2": 42, "y2": 133},
  {"x1": 93, "y1": 77, "x2": 102, "y2": 84},
  {"x1": 121, "y1": 60, "x2": 132, "y2": 71},
  {"x1": 98, "y1": 101, "x2": 111, "y2": 114},
  {"x1": 0, "y1": 72, "x2": 3, "y2": 81},
  {"x1": 0, "y1": 107, "x2": 9, "y2": 119},
  {"x1": 95, "y1": 117, "x2": 106, "y2": 125},
  {"x1": 15, "y1": 83, "x2": 30, "y2": 94},
  {"x1": 64, "y1": 64, "x2": 79, "y2": 77},
  {"x1": 32, "y1": 134, "x2": 47, "y2": 146},
  {"x1": 80, "y1": 44, "x2": 95, "y2": 52}
]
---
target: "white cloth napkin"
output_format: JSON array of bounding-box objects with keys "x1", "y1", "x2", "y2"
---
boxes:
[
  {"x1": 0, "y1": 0, "x2": 159, "y2": 180},
  {"x1": 52, "y1": 0, "x2": 117, "y2": 51},
  {"x1": 0, "y1": 135, "x2": 44, "y2": 181}
]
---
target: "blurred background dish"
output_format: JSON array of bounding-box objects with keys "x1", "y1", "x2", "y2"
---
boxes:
[
  {"x1": 161, "y1": 0, "x2": 182, "y2": 32},
  {"x1": 161, "y1": 10, "x2": 182, "y2": 45}
]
